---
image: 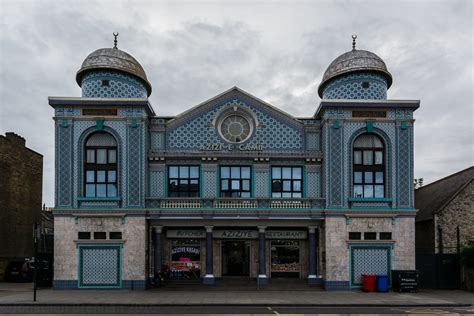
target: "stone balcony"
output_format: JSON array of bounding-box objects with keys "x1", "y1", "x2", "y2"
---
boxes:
[
  {"x1": 145, "y1": 197, "x2": 325, "y2": 218},
  {"x1": 146, "y1": 197, "x2": 323, "y2": 209}
]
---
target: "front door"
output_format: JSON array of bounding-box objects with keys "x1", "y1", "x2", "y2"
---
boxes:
[{"x1": 222, "y1": 240, "x2": 250, "y2": 276}]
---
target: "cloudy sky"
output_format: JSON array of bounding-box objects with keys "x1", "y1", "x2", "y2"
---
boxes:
[{"x1": 1, "y1": 0, "x2": 472, "y2": 206}]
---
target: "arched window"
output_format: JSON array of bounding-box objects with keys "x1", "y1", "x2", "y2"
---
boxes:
[
  {"x1": 84, "y1": 132, "x2": 117, "y2": 198},
  {"x1": 353, "y1": 133, "x2": 384, "y2": 198}
]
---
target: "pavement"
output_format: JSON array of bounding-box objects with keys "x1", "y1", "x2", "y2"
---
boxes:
[{"x1": 0, "y1": 282, "x2": 473, "y2": 307}]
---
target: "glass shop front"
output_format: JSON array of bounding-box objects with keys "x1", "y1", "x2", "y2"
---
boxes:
[
  {"x1": 161, "y1": 228, "x2": 308, "y2": 280},
  {"x1": 170, "y1": 239, "x2": 201, "y2": 280},
  {"x1": 165, "y1": 229, "x2": 206, "y2": 280},
  {"x1": 271, "y1": 240, "x2": 301, "y2": 278}
]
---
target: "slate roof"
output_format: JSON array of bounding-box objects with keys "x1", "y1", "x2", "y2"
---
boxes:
[
  {"x1": 318, "y1": 49, "x2": 392, "y2": 97},
  {"x1": 76, "y1": 48, "x2": 152, "y2": 96},
  {"x1": 415, "y1": 166, "x2": 474, "y2": 222}
]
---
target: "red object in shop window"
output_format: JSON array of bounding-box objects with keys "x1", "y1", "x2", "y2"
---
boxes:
[{"x1": 362, "y1": 274, "x2": 376, "y2": 292}]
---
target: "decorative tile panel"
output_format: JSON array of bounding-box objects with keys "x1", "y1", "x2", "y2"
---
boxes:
[
  {"x1": 167, "y1": 99, "x2": 303, "y2": 152},
  {"x1": 306, "y1": 132, "x2": 320, "y2": 151},
  {"x1": 202, "y1": 164, "x2": 218, "y2": 198},
  {"x1": 79, "y1": 245, "x2": 121, "y2": 288},
  {"x1": 254, "y1": 165, "x2": 270, "y2": 198},
  {"x1": 397, "y1": 126, "x2": 413, "y2": 208},
  {"x1": 57, "y1": 122, "x2": 73, "y2": 207},
  {"x1": 150, "y1": 132, "x2": 164, "y2": 150},
  {"x1": 306, "y1": 165, "x2": 321, "y2": 198},
  {"x1": 351, "y1": 246, "x2": 390, "y2": 286},
  {"x1": 79, "y1": 201, "x2": 120, "y2": 208},
  {"x1": 73, "y1": 120, "x2": 128, "y2": 208},
  {"x1": 322, "y1": 72, "x2": 388, "y2": 100},
  {"x1": 343, "y1": 122, "x2": 396, "y2": 208},
  {"x1": 328, "y1": 126, "x2": 343, "y2": 207},
  {"x1": 127, "y1": 124, "x2": 143, "y2": 207},
  {"x1": 150, "y1": 170, "x2": 165, "y2": 198},
  {"x1": 81, "y1": 71, "x2": 147, "y2": 98}
]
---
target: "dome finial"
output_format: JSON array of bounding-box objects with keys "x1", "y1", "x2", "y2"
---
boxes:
[
  {"x1": 113, "y1": 32, "x2": 119, "y2": 49},
  {"x1": 352, "y1": 34, "x2": 357, "y2": 51}
]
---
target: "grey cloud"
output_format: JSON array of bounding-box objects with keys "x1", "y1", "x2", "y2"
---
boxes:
[{"x1": 0, "y1": 0, "x2": 472, "y2": 205}]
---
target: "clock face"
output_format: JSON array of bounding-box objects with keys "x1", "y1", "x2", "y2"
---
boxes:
[{"x1": 219, "y1": 114, "x2": 252, "y2": 143}]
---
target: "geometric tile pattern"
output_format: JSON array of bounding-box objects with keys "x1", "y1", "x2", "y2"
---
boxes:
[
  {"x1": 306, "y1": 132, "x2": 320, "y2": 151},
  {"x1": 328, "y1": 126, "x2": 343, "y2": 207},
  {"x1": 79, "y1": 246, "x2": 121, "y2": 288},
  {"x1": 322, "y1": 72, "x2": 387, "y2": 100},
  {"x1": 71, "y1": 120, "x2": 128, "y2": 207},
  {"x1": 254, "y1": 169, "x2": 269, "y2": 198},
  {"x1": 351, "y1": 246, "x2": 390, "y2": 286},
  {"x1": 306, "y1": 168, "x2": 321, "y2": 198},
  {"x1": 81, "y1": 71, "x2": 147, "y2": 98},
  {"x1": 397, "y1": 127, "x2": 412, "y2": 208},
  {"x1": 150, "y1": 170, "x2": 165, "y2": 197},
  {"x1": 167, "y1": 99, "x2": 303, "y2": 151},
  {"x1": 57, "y1": 123, "x2": 72, "y2": 207},
  {"x1": 203, "y1": 170, "x2": 217, "y2": 198},
  {"x1": 127, "y1": 125, "x2": 142, "y2": 206},
  {"x1": 341, "y1": 121, "x2": 397, "y2": 208},
  {"x1": 150, "y1": 132, "x2": 164, "y2": 150}
]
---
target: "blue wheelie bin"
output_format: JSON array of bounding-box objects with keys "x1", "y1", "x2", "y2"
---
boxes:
[{"x1": 376, "y1": 275, "x2": 389, "y2": 292}]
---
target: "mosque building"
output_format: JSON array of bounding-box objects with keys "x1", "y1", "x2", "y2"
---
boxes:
[{"x1": 50, "y1": 34, "x2": 418, "y2": 290}]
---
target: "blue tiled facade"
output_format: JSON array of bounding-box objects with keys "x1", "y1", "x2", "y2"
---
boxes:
[
  {"x1": 50, "y1": 43, "x2": 419, "y2": 291},
  {"x1": 81, "y1": 71, "x2": 148, "y2": 98},
  {"x1": 322, "y1": 72, "x2": 387, "y2": 100}
]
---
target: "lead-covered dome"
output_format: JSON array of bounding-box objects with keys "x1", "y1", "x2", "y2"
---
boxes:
[
  {"x1": 318, "y1": 47, "x2": 392, "y2": 100},
  {"x1": 76, "y1": 47, "x2": 152, "y2": 97}
]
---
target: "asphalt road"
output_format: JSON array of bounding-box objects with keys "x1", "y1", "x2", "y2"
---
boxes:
[{"x1": 0, "y1": 304, "x2": 473, "y2": 314}]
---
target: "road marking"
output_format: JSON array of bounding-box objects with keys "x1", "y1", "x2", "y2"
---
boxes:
[
  {"x1": 402, "y1": 308, "x2": 456, "y2": 314},
  {"x1": 267, "y1": 306, "x2": 280, "y2": 315}
]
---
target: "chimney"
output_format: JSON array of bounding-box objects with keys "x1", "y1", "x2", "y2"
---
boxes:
[{"x1": 5, "y1": 132, "x2": 26, "y2": 147}]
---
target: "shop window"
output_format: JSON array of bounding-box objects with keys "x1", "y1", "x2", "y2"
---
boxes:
[
  {"x1": 379, "y1": 232, "x2": 392, "y2": 240},
  {"x1": 170, "y1": 239, "x2": 201, "y2": 280},
  {"x1": 353, "y1": 133, "x2": 385, "y2": 198},
  {"x1": 220, "y1": 166, "x2": 251, "y2": 198},
  {"x1": 109, "y1": 232, "x2": 122, "y2": 239},
  {"x1": 78, "y1": 232, "x2": 91, "y2": 239},
  {"x1": 364, "y1": 232, "x2": 377, "y2": 240},
  {"x1": 270, "y1": 240, "x2": 300, "y2": 278},
  {"x1": 271, "y1": 166, "x2": 303, "y2": 198},
  {"x1": 94, "y1": 232, "x2": 107, "y2": 240},
  {"x1": 349, "y1": 232, "x2": 362, "y2": 240},
  {"x1": 84, "y1": 132, "x2": 118, "y2": 198},
  {"x1": 168, "y1": 166, "x2": 200, "y2": 197}
]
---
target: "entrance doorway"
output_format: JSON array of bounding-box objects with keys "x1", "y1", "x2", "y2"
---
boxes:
[{"x1": 222, "y1": 240, "x2": 250, "y2": 276}]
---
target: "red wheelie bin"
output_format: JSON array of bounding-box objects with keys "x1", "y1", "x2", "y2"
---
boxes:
[{"x1": 362, "y1": 274, "x2": 376, "y2": 292}]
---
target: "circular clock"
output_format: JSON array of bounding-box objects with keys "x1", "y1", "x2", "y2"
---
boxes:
[{"x1": 219, "y1": 114, "x2": 253, "y2": 143}]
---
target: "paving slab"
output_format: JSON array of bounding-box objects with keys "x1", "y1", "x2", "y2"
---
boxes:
[{"x1": 0, "y1": 283, "x2": 472, "y2": 306}]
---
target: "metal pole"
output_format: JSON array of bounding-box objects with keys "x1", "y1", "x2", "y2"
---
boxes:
[
  {"x1": 457, "y1": 226, "x2": 461, "y2": 254},
  {"x1": 33, "y1": 222, "x2": 39, "y2": 302}
]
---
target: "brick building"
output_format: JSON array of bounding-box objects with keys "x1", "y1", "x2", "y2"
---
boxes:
[
  {"x1": 0, "y1": 132, "x2": 43, "y2": 279},
  {"x1": 415, "y1": 166, "x2": 474, "y2": 254},
  {"x1": 50, "y1": 36, "x2": 418, "y2": 290}
]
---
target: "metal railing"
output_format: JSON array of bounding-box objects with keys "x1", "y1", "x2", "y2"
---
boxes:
[{"x1": 146, "y1": 197, "x2": 323, "y2": 209}]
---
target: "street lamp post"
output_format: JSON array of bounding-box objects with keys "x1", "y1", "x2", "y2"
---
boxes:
[{"x1": 33, "y1": 222, "x2": 40, "y2": 302}]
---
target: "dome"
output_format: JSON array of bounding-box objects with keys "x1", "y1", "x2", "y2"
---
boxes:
[
  {"x1": 76, "y1": 48, "x2": 152, "y2": 96},
  {"x1": 318, "y1": 49, "x2": 392, "y2": 97}
]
